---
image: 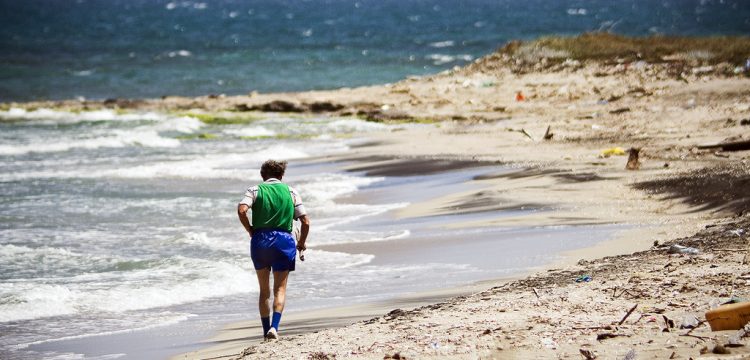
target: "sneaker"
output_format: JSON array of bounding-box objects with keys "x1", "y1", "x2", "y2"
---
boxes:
[{"x1": 265, "y1": 327, "x2": 278, "y2": 340}]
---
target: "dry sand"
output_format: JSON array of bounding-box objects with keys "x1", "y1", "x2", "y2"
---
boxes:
[{"x1": 9, "y1": 37, "x2": 750, "y2": 360}]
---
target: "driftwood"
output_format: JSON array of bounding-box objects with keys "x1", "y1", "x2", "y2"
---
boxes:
[
  {"x1": 520, "y1": 128, "x2": 534, "y2": 141},
  {"x1": 626, "y1": 148, "x2": 640, "y2": 170},
  {"x1": 543, "y1": 125, "x2": 554, "y2": 140},
  {"x1": 697, "y1": 139, "x2": 750, "y2": 152},
  {"x1": 619, "y1": 304, "x2": 639, "y2": 325}
]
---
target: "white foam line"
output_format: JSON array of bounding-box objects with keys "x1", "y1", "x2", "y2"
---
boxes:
[{"x1": 12, "y1": 313, "x2": 194, "y2": 350}]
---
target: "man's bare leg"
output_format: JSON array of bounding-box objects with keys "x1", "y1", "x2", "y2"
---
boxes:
[
  {"x1": 267, "y1": 270, "x2": 289, "y2": 339},
  {"x1": 255, "y1": 268, "x2": 272, "y2": 337}
]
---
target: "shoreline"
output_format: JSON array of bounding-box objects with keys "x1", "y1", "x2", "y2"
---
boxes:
[
  {"x1": 4, "y1": 33, "x2": 749, "y2": 359},
  {"x1": 175, "y1": 147, "x2": 715, "y2": 359}
]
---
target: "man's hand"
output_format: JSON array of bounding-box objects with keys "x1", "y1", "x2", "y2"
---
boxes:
[
  {"x1": 237, "y1": 204, "x2": 253, "y2": 237},
  {"x1": 297, "y1": 215, "x2": 310, "y2": 251}
]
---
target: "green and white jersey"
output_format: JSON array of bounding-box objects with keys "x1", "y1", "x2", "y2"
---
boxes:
[{"x1": 239, "y1": 178, "x2": 307, "y2": 230}]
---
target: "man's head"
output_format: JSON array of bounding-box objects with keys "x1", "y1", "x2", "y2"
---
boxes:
[{"x1": 260, "y1": 159, "x2": 287, "y2": 180}]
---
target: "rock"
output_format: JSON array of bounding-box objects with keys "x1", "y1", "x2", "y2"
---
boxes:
[
  {"x1": 387, "y1": 309, "x2": 407, "y2": 318},
  {"x1": 102, "y1": 98, "x2": 143, "y2": 108},
  {"x1": 623, "y1": 349, "x2": 637, "y2": 360},
  {"x1": 359, "y1": 109, "x2": 412, "y2": 122},
  {"x1": 249, "y1": 100, "x2": 307, "y2": 112},
  {"x1": 712, "y1": 344, "x2": 731, "y2": 354},
  {"x1": 384, "y1": 353, "x2": 405, "y2": 359},
  {"x1": 579, "y1": 348, "x2": 597, "y2": 359},
  {"x1": 234, "y1": 103, "x2": 254, "y2": 112},
  {"x1": 308, "y1": 101, "x2": 345, "y2": 112}
]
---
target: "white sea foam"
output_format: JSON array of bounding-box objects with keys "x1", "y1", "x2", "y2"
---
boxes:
[
  {"x1": 429, "y1": 40, "x2": 454, "y2": 48},
  {"x1": 0, "y1": 109, "x2": 203, "y2": 156},
  {"x1": 0, "y1": 283, "x2": 78, "y2": 322},
  {"x1": 302, "y1": 250, "x2": 374, "y2": 269},
  {"x1": 0, "y1": 108, "x2": 182, "y2": 124},
  {"x1": 0, "y1": 256, "x2": 254, "y2": 322},
  {"x1": 13, "y1": 312, "x2": 191, "y2": 350},
  {"x1": 176, "y1": 232, "x2": 246, "y2": 253},
  {"x1": 0, "y1": 129, "x2": 181, "y2": 156},
  {"x1": 426, "y1": 54, "x2": 473, "y2": 65},
  {"x1": 567, "y1": 8, "x2": 588, "y2": 15},
  {"x1": 0, "y1": 145, "x2": 307, "y2": 180},
  {"x1": 308, "y1": 229, "x2": 411, "y2": 246},
  {"x1": 320, "y1": 118, "x2": 386, "y2": 133},
  {"x1": 223, "y1": 126, "x2": 277, "y2": 138}
]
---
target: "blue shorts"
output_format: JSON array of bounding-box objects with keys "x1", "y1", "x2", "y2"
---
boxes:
[{"x1": 250, "y1": 229, "x2": 296, "y2": 272}]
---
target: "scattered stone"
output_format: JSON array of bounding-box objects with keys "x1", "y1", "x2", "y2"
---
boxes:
[
  {"x1": 609, "y1": 107, "x2": 631, "y2": 114},
  {"x1": 309, "y1": 352, "x2": 336, "y2": 360},
  {"x1": 360, "y1": 109, "x2": 412, "y2": 122},
  {"x1": 387, "y1": 309, "x2": 407, "y2": 318},
  {"x1": 623, "y1": 349, "x2": 637, "y2": 360},
  {"x1": 384, "y1": 352, "x2": 405, "y2": 359},
  {"x1": 579, "y1": 348, "x2": 597, "y2": 359},
  {"x1": 234, "y1": 103, "x2": 253, "y2": 111},
  {"x1": 712, "y1": 344, "x2": 730, "y2": 354},
  {"x1": 249, "y1": 100, "x2": 306, "y2": 112},
  {"x1": 308, "y1": 101, "x2": 345, "y2": 112}
]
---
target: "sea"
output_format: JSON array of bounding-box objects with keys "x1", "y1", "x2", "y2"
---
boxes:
[
  {"x1": 1, "y1": 0, "x2": 749, "y2": 359},
  {"x1": 1, "y1": 0, "x2": 749, "y2": 102}
]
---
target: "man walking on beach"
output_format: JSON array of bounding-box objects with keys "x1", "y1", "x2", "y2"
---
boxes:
[{"x1": 237, "y1": 160, "x2": 310, "y2": 340}]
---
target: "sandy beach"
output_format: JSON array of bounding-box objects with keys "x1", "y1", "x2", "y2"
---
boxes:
[{"x1": 5, "y1": 34, "x2": 750, "y2": 359}]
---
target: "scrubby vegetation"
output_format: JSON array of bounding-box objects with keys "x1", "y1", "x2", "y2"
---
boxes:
[{"x1": 499, "y1": 32, "x2": 750, "y2": 65}]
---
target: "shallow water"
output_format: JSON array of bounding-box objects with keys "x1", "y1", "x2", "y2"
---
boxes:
[
  {"x1": 0, "y1": 109, "x2": 629, "y2": 358},
  {"x1": 0, "y1": 109, "x2": 406, "y2": 358}
]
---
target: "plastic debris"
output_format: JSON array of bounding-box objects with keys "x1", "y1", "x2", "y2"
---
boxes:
[
  {"x1": 515, "y1": 91, "x2": 525, "y2": 101},
  {"x1": 680, "y1": 314, "x2": 700, "y2": 329},
  {"x1": 667, "y1": 244, "x2": 700, "y2": 255},
  {"x1": 600, "y1": 147, "x2": 627, "y2": 157},
  {"x1": 575, "y1": 274, "x2": 592, "y2": 283},
  {"x1": 541, "y1": 337, "x2": 557, "y2": 349}
]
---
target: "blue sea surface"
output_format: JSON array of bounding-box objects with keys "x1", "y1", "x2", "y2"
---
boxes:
[{"x1": 1, "y1": 0, "x2": 748, "y2": 101}]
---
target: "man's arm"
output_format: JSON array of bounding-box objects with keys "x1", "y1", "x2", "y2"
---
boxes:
[
  {"x1": 237, "y1": 204, "x2": 253, "y2": 237},
  {"x1": 297, "y1": 215, "x2": 310, "y2": 251}
]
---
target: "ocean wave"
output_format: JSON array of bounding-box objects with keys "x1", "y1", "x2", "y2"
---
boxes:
[
  {"x1": 426, "y1": 53, "x2": 473, "y2": 65},
  {"x1": 302, "y1": 250, "x2": 374, "y2": 269},
  {"x1": 0, "y1": 256, "x2": 254, "y2": 322},
  {"x1": 12, "y1": 312, "x2": 191, "y2": 350},
  {"x1": 308, "y1": 229, "x2": 411, "y2": 247},
  {"x1": 300, "y1": 173, "x2": 384, "y2": 204},
  {"x1": 0, "y1": 129, "x2": 181, "y2": 156},
  {"x1": 174, "y1": 232, "x2": 246, "y2": 253},
  {"x1": 0, "y1": 108, "x2": 186, "y2": 124},
  {"x1": 0, "y1": 146, "x2": 307, "y2": 180},
  {"x1": 429, "y1": 40, "x2": 454, "y2": 48},
  {"x1": 567, "y1": 8, "x2": 588, "y2": 15},
  {"x1": 0, "y1": 109, "x2": 204, "y2": 156},
  {"x1": 313, "y1": 202, "x2": 408, "y2": 230},
  {"x1": 223, "y1": 126, "x2": 277, "y2": 138},
  {"x1": 0, "y1": 245, "x2": 380, "y2": 323}
]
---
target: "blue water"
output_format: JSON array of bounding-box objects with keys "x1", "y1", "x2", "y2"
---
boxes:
[{"x1": 1, "y1": 0, "x2": 748, "y2": 101}]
